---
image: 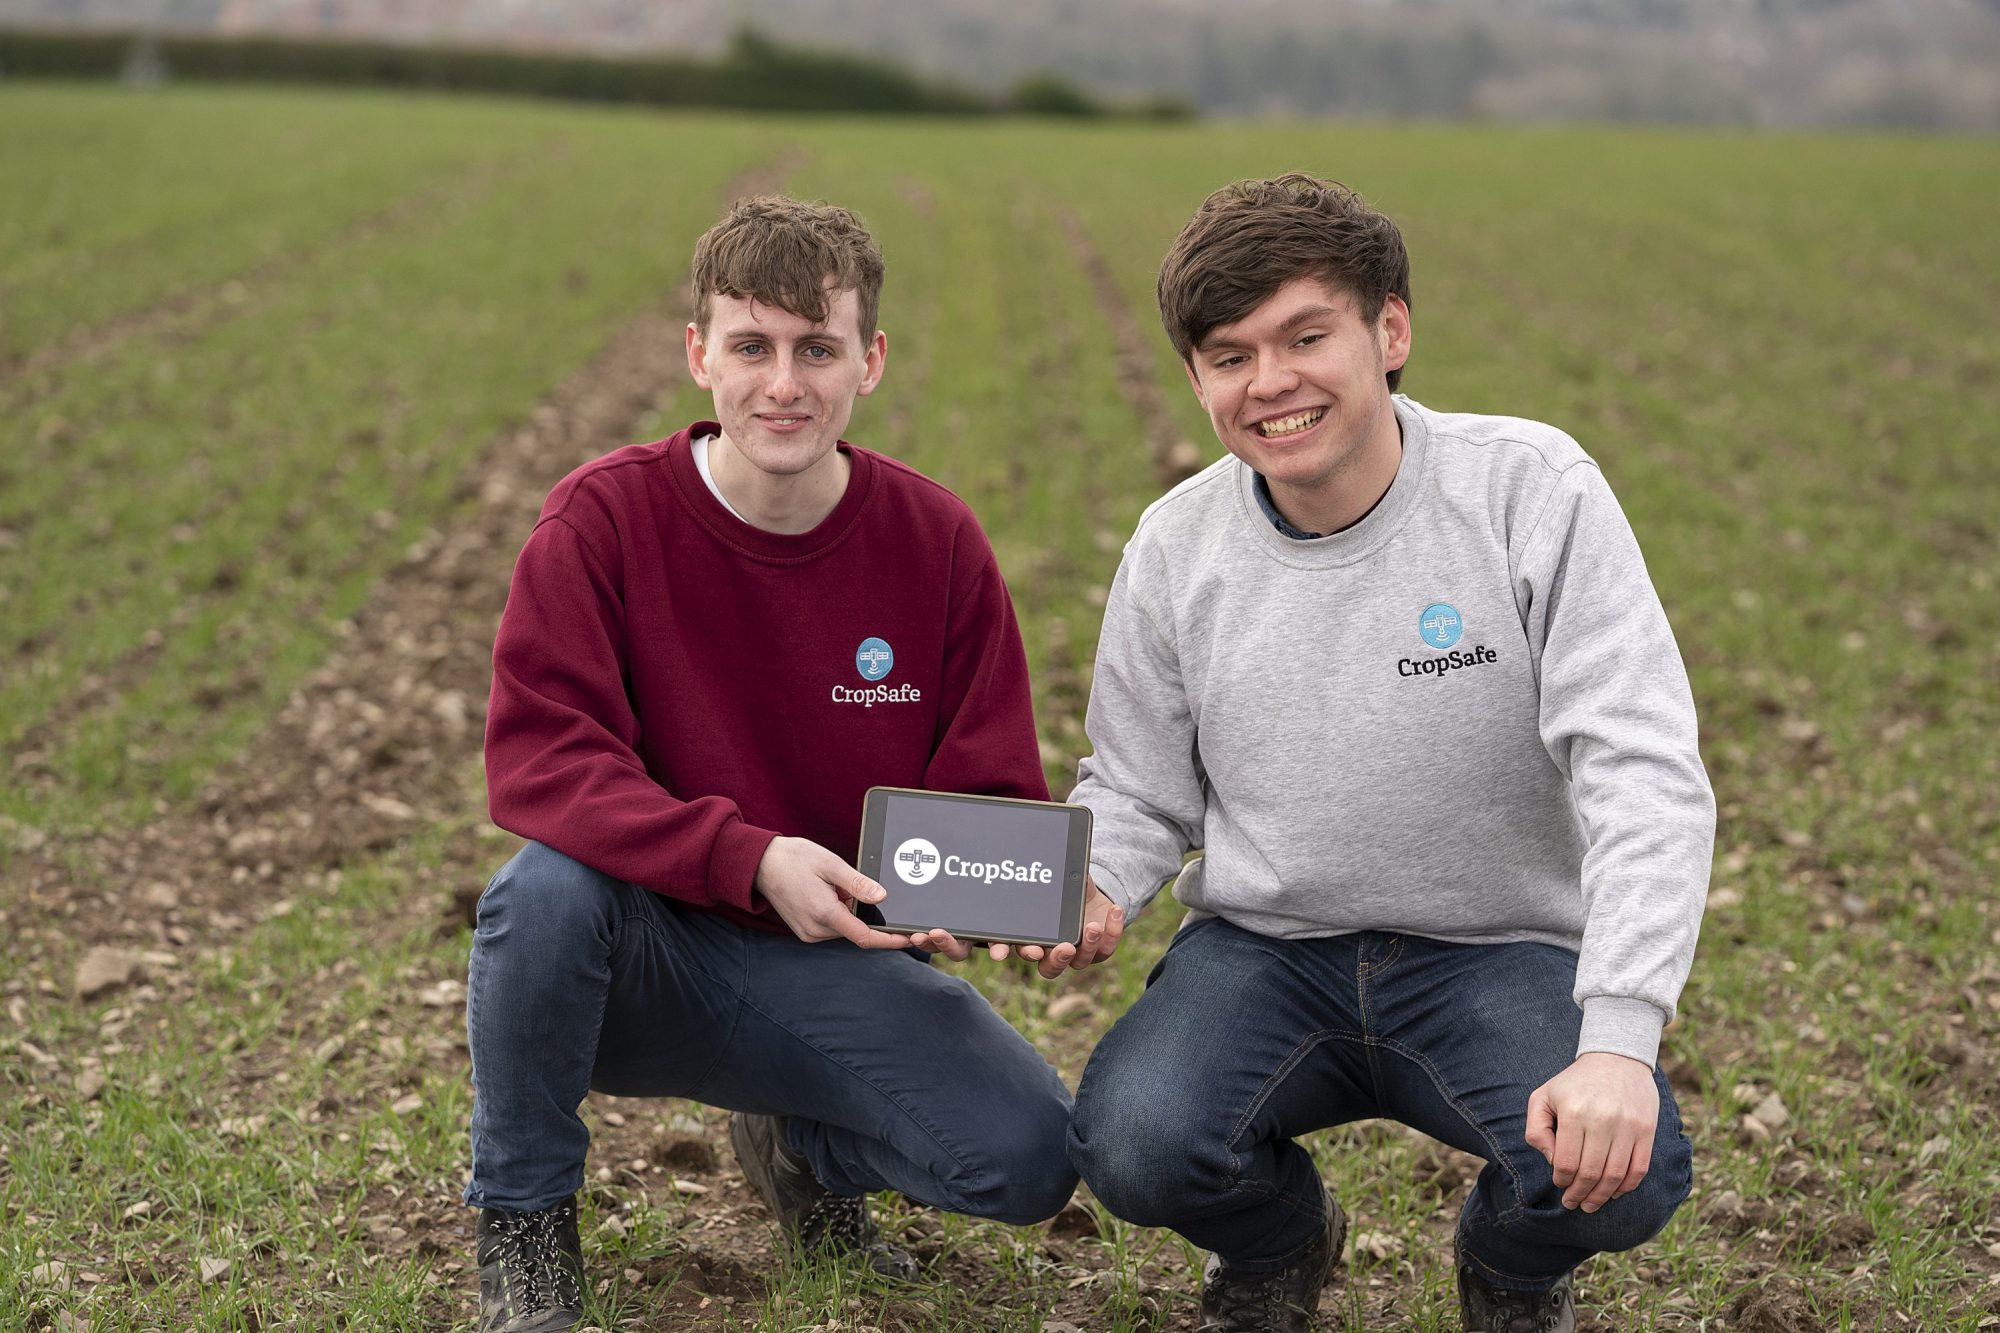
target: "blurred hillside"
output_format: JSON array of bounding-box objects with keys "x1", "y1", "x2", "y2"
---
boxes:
[{"x1": 4, "y1": 0, "x2": 1997, "y2": 127}]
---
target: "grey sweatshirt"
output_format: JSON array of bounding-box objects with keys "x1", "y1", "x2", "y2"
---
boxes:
[{"x1": 1071, "y1": 396, "x2": 1715, "y2": 1066}]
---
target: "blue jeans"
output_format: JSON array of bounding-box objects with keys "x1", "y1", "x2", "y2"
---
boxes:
[
  {"x1": 464, "y1": 841, "x2": 1077, "y2": 1225},
  {"x1": 1068, "y1": 918, "x2": 1692, "y2": 1291}
]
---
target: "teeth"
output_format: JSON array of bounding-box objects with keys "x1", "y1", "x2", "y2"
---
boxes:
[{"x1": 1256, "y1": 409, "x2": 1324, "y2": 437}]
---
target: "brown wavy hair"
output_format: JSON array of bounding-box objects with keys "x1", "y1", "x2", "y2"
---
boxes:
[
  {"x1": 1158, "y1": 173, "x2": 1411, "y2": 391},
  {"x1": 691, "y1": 195, "x2": 886, "y2": 338}
]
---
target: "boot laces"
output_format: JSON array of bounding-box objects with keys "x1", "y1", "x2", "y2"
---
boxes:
[
  {"x1": 798, "y1": 1191, "x2": 875, "y2": 1252},
  {"x1": 490, "y1": 1203, "x2": 580, "y2": 1312},
  {"x1": 1476, "y1": 1284, "x2": 1567, "y2": 1333},
  {"x1": 1204, "y1": 1266, "x2": 1300, "y2": 1330}
]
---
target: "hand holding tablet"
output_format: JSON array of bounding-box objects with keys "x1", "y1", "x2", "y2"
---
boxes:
[{"x1": 855, "y1": 787, "x2": 1093, "y2": 950}]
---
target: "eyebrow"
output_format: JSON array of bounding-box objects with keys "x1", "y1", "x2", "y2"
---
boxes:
[
  {"x1": 1199, "y1": 303, "x2": 1344, "y2": 353},
  {"x1": 719, "y1": 326, "x2": 844, "y2": 346}
]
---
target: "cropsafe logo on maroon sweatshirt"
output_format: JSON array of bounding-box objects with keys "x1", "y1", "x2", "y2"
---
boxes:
[{"x1": 833, "y1": 636, "x2": 923, "y2": 708}]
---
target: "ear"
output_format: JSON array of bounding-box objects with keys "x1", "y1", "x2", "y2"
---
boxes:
[
  {"x1": 685, "y1": 322, "x2": 713, "y2": 390},
  {"x1": 855, "y1": 329, "x2": 889, "y2": 397},
  {"x1": 1181, "y1": 358, "x2": 1210, "y2": 412},
  {"x1": 1378, "y1": 294, "x2": 1412, "y2": 376}
]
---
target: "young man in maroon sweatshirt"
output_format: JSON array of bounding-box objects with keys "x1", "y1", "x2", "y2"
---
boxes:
[{"x1": 463, "y1": 196, "x2": 1077, "y2": 1333}]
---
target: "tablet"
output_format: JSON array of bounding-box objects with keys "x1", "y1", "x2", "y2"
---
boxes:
[{"x1": 856, "y1": 787, "x2": 1092, "y2": 948}]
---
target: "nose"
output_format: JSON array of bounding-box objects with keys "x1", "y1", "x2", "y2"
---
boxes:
[
  {"x1": 1247, "y1": 352, "x2": 1298, "y2": 401},
  {"x1": 765, "y1": 351, "x2": 804, "y2": 404}
]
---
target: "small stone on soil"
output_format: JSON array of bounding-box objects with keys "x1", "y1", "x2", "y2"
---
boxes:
[
  {"x1": 198, "y1": 1257, "x2": 230, "y2": 1283},
  {"x1": 75, "y1": 947, "x2": 144, "y2": 1001},
  {"x1": 1045, "y1": 992, "x2": 1095, "y2": 1022}
]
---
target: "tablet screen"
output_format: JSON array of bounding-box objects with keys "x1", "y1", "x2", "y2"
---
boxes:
[{"x1": 862, "y1": 788, "x2": 1088, "y2": 945}]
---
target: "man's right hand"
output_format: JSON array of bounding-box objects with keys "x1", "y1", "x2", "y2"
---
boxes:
[{"x1": 754, "y1": 835, "x2": 914, "y2": 949}]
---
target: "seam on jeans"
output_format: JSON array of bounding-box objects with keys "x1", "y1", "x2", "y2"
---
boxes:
[
  {"x1": 1355, "y1": 934, "x2": 1405, "y2": 976},
  {"x1": 1214, "y1": 1026, "x2": 1368, "y2": 1231},
  {"x1": 1455, "y1": 1244, "x2": 1567, "y2": 1290},
  {"x1": 1356, "y1": 940, "x2": 1384, "y2": 1096},
  {"x1": 1372, "y1": 1034, "x2": 1527, "y2": 1227},
  {"x1": 732, "y1": 982, "x2": 980, "y2": 1185}
]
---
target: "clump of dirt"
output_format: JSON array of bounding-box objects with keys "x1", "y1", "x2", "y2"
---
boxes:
[{"x1": 1730, "y1": 1280, "x2": 1824, "y2": 1332}]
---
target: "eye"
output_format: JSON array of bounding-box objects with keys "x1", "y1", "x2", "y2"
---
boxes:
[
  {"x1": 1213, "y1": 354, "x2": 1247, "y2": 370},
  {"x1": 802, "y1": 344, "x2": 834, "y2": 361},
  {"x1": 1295, "y1": 333, "x2": 1324, "y2": 348},
  {"x1": 737, "y1": 341, "x2": 766, "y2": 357}
]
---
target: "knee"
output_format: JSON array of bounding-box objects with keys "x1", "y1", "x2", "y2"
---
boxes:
[
  {"x1": 1068, "y1": 1079, "x2": 1228, "y2": 1228},
  {"x1": 475, "y1": 841, "x2": 622, "y2": 948},
  {"x1": 1520, "y1": 1128, "x2": 1691, "y2": 1255},
  {"x1": 1584, "y1": 1133, "x2": 1693, "y2": 1253},
  {"x1": 958, "y1": 1082, "x2": 1079, "y2": 1226}
]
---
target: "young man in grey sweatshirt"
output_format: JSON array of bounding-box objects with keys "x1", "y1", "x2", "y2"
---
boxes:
[{"x1": 1039, "y1": 175, "x2": 1715, "y2": 1332}]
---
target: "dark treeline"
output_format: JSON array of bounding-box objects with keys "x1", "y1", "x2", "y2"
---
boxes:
[{"x1": 0, "y1": 24, "x2": 1193, "y2": 119}]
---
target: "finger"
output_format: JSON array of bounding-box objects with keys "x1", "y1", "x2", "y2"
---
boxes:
[
  {"x1": 1579, "y1": 1134, "x2": 1628, "y2": 1213},
  {"x1": 831, "y1": 861, "x2": 888, "y2": 905},
  {"x1": 1039, "y1": 942, "x2": 1076, "y2": 980},
  {"x1": 1551, "y1": 1114, "x2": 1584, "y2": 1191},
  {"x1": 826, "y1": 910, "x2": 911, "y2": 951},
  {"x1": 918, "y1": 929, "x2": 971, "y2": 962},
  {"x1": 1097, "y1": 904, "x2": 1126, "y2": 958},
  {"x1": 1524, "y1": 1089, "x2": 1557, "y2": 1162},
  {"x1": 1610, "y1": 1133, "x2": 1652, "y2": 1200},
  {"x1": 1017, "y1": 944, "x2": 1047, "y2": 962},
  {"x1": 1563, "y1": 1131, "x2": 1611, "y2": 1210},
  {"x1": 1068, "y1": 921, "x2": 1104, "y2": 971},
  {"x1": 988, "y1": 942, "x2": 1013, "y2": 961}
]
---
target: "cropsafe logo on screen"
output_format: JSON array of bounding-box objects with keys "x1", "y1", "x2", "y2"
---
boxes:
[
  {"x1": 892, "y1": 838, "x2": 941, "y2": 885},
  {"x1": 891, "y1": 836, "x2": 1054, "y2": 887}
]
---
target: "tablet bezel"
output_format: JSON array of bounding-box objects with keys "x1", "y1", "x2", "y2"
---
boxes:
[{"x1": 856, "y1": 786, "x2": 1091, "y2": 948}]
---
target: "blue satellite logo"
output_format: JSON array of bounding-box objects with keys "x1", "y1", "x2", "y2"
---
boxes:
[
  {"x1": 855, "y1": 637, "x2": 895, "y2": 681},
  {"x1": 1418, "y1": 603, "x2": 1463, "y2": 650}
]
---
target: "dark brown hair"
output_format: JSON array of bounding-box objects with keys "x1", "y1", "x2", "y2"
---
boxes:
[
  {"x1": 691, "y1": 195, "x2": 886, "y2": 338},
  {"x1": 1158, "y1": 173, "x2": 1412, "y2": 391}
]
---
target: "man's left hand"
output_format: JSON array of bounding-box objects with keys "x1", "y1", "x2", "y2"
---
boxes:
[
  {"x1": 908, "y1": 883, "x2": 1124, "y2": 975},
  {"x1": 1016, "y1": 882, "x2": 1124, "y2": 979},
  {"x1": 1524, "y1": 1051, "x2": 1659, "y2": 1213}
]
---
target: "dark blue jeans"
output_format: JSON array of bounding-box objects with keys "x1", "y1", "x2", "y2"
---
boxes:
[
  {"x1": 464, "y1": 841, "x2": 1077, "y2": 1225},
  {"x1": 1068, "y1": 918, "x2": 1691, "y2": 1291}
]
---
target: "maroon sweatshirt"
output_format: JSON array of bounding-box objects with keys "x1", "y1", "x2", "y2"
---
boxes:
[{"x1": 484, "y1": 424, "x2": 1050, "y2": 934}]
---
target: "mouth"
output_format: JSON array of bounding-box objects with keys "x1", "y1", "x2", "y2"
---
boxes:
[
  {"x1": 1251, "y1": 407, "x2": 1326, "y2": 440},
  {"x1": 755, "y1": 413, "x2": 811, "y2": 431}
]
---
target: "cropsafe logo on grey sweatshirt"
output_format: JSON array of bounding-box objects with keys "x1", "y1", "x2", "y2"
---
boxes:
[{"x1": 1400, "y1": 601, "x2": 1500, "y2": 679}]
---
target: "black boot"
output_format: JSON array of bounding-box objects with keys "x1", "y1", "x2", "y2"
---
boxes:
[
  {"x1": 475, "y1": 1197, "x2": 585, "y2": 1333},
  {"x1": 1197, "y1": 1197, "x2": 1347, "y2": 1332},
  {"x1": 730, "y1": 1111, "x2": 920, "y2": 1281},
  {"x1": 1455, "y1": 1241, "x2": 1575, "y2": 1333}
]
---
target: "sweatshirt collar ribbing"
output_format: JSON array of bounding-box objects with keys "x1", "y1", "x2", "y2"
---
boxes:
[
  {"x1": 665, "y1": 422, "x2": 875, "y2": 562},
  {"x1": 1235, "y1": 396, "x2": 1431, "y2": 568}
]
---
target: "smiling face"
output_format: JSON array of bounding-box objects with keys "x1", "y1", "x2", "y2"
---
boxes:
[
  {"x1": 1185, "y1": 275, "x2": 1410, "y2": 528},
  {"x1": 686, "y1": 288, "x2": 887, "y2": 485}
]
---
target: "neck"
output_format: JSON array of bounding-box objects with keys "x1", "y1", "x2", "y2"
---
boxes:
[
  {"x1": 1267, "y1": 406, "x2": 1404, "y2": 536},
  {"x1": 708, "y1": 435, "x2": 851, "y2": 535}
]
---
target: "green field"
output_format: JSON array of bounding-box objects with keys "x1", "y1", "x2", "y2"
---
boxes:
[{"x1": 2, "y1": 84, "x2": 1997, "y2": 1331}]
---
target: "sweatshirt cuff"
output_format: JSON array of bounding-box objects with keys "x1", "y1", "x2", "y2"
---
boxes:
[
  {"x1": 710, "y1": 820, "x2": 781, "y2": 915},
  {"x1": 1088, "y1": 866, "x2": 1136, "y2": 915},
  {"x1": 1576, "y1": 996, "x2": 1667, "y2": 1067}
]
